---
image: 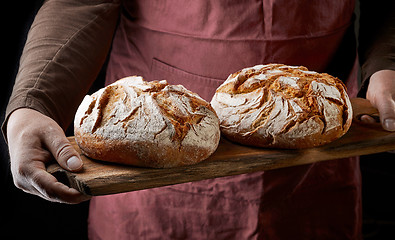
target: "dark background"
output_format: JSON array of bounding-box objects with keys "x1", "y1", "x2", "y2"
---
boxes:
[
  {"x1": 1, "y1": 1, "x2": 394, "y2": 239},
  {"x1": 1, "y1": 1, "x2": 97, "y2": 239}
]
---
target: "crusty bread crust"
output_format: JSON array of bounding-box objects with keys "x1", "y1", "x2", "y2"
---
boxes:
[
  {"x1": 210, "y1": 64, "x2": 353, "y2": 149},
  {"x1": 74, "y1": 76, "x2": 220, "y2": 168}
]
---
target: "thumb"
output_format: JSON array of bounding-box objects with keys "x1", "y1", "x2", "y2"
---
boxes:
[
  {"x1": 43, "y1": 126, "x2": 83, "y2": 172},
  {"x1": 376, "y1": 98, "x2": 395, "y2": 131}
]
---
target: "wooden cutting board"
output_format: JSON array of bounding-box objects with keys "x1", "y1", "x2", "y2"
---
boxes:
[{"x1": 47, "y1": 98, "x2": 395, "y2": 196}]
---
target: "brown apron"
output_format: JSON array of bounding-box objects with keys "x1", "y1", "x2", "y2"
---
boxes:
[{"x1": 89, "y1": 0, "x2": 362, "y2": 239}]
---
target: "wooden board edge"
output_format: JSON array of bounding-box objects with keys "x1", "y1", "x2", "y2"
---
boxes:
[
  {"x1": 79, "y1": 139, "x2": 395, "y2": 196},
  {"x1": 47, "y1": 164, "x2": 92, "y2": 195}
]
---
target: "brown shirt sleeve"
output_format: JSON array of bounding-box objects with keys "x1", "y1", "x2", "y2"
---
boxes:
[
  {"x1": 2, "y1": 0, "x2": 120, "y2": 139},
  {"x1": 358, "y1": 0, "x2": 395, "y2": 97}
]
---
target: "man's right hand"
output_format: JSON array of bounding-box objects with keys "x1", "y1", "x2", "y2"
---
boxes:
[{"x1": 7, "y1": 108, "x2": 90, "y2": 204}]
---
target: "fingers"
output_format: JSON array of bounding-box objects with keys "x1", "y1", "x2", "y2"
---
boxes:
[
  {"x1": 11, "y1": 147, "x2": 90, "y2": 204},
  {"x1": 375, "y1": 97, "x2": 395, "y2": 131},
  {"x1": 16, "y1": 162, "x2": 90, "y2": 204},
  {"x1": 30, "y1": 168, "x2": 91, "y2": 204},
  {"x1": 366, "y1": 70, "x2": 395, "y2": 132},
  {"x1": 360, "y1": 114, "x2": 379, "y2": 124}
]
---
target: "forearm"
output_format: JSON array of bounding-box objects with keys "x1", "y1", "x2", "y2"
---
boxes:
[
  {"x1": 358, "y1": 0, "x2": 395, "y2": 97},
  {"x1": 4, "y1": 0, "x2": 120, "y2": 136}
]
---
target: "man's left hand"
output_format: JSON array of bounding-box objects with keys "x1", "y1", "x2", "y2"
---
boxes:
[{"x1": 362, "y1": 69, "x2": 395, "y2": 131}]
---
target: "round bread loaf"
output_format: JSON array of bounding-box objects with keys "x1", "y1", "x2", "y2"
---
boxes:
[
  {"x1": 74, "y1": 76, "x2": 220, "y2": 168},
  {"x1": 210, "y1": 64, "x2": 353, "y2": 149}
]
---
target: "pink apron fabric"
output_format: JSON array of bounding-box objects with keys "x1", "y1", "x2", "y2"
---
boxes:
[{"x1": 89, "y1": 0, "x2": 362, "y2": 239}]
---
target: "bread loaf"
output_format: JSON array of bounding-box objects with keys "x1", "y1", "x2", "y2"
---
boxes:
[
  {"x1": 74, "y1": 76, "x2": 220, "y2": 168},
  {"x1": 210, "y1": 64, "x2": 353, "y2": 149}
]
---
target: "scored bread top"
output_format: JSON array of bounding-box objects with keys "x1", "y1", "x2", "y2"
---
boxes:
[
  {"x1": 74, "y1": 76, "x2": 220, "y2": 167},
  {"x1": 211, "y1": 64, "x2": 353, "y2": 148}
]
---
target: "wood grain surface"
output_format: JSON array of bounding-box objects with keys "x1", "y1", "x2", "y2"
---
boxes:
[{"x1": 47, "y1": 98, "x2": 395, "y2": 196}]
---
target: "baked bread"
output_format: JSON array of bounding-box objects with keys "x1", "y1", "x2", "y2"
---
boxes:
[
  {"x1": 210, "y1": 64, "x2": 353, "y2": 149},
  {"x1": 74, "y1": 76, "x2": 220, "y2": 168}
]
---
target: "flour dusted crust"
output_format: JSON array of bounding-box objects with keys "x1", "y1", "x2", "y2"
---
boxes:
[
  {"x1": 74, "y1": 76, "x2": 220, "y2": 168},
  {"x1": 210, "y1": 64, "x2": 353, "y2": 149}
]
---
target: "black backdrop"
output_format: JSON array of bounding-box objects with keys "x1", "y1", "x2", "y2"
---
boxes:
[
  {"x1": 1, "y1": 1, "x2": 90, "y2": 239},
  {"x1": 1, "y1": 1, "x2": 394, "y2": 239}
]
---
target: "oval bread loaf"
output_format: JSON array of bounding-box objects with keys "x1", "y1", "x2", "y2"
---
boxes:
[
  {"x1": 74, "y1": 76, "x2": 220, "y2": 168},
  {"x1": 210, "y1": 64, "x2": 353, "y2": 149}
]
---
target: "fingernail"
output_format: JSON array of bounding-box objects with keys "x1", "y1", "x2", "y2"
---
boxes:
[
  {"x1": 360, "y1": 115, "x2": 377, "y2": 124},
  {"x1": 66, "y1": 156, "x2": 82, "y2": 170},
  {"x1": 384, "y1": 118, "x2": 395, "y2": 131}
]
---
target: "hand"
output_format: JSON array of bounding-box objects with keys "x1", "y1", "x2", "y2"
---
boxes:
[
  {"x1": 7, "y1": 108, "x2": 90, "y2": 204},
  {"x1": 362, "y1": 70, "x2": 395, "y2": 131}
]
